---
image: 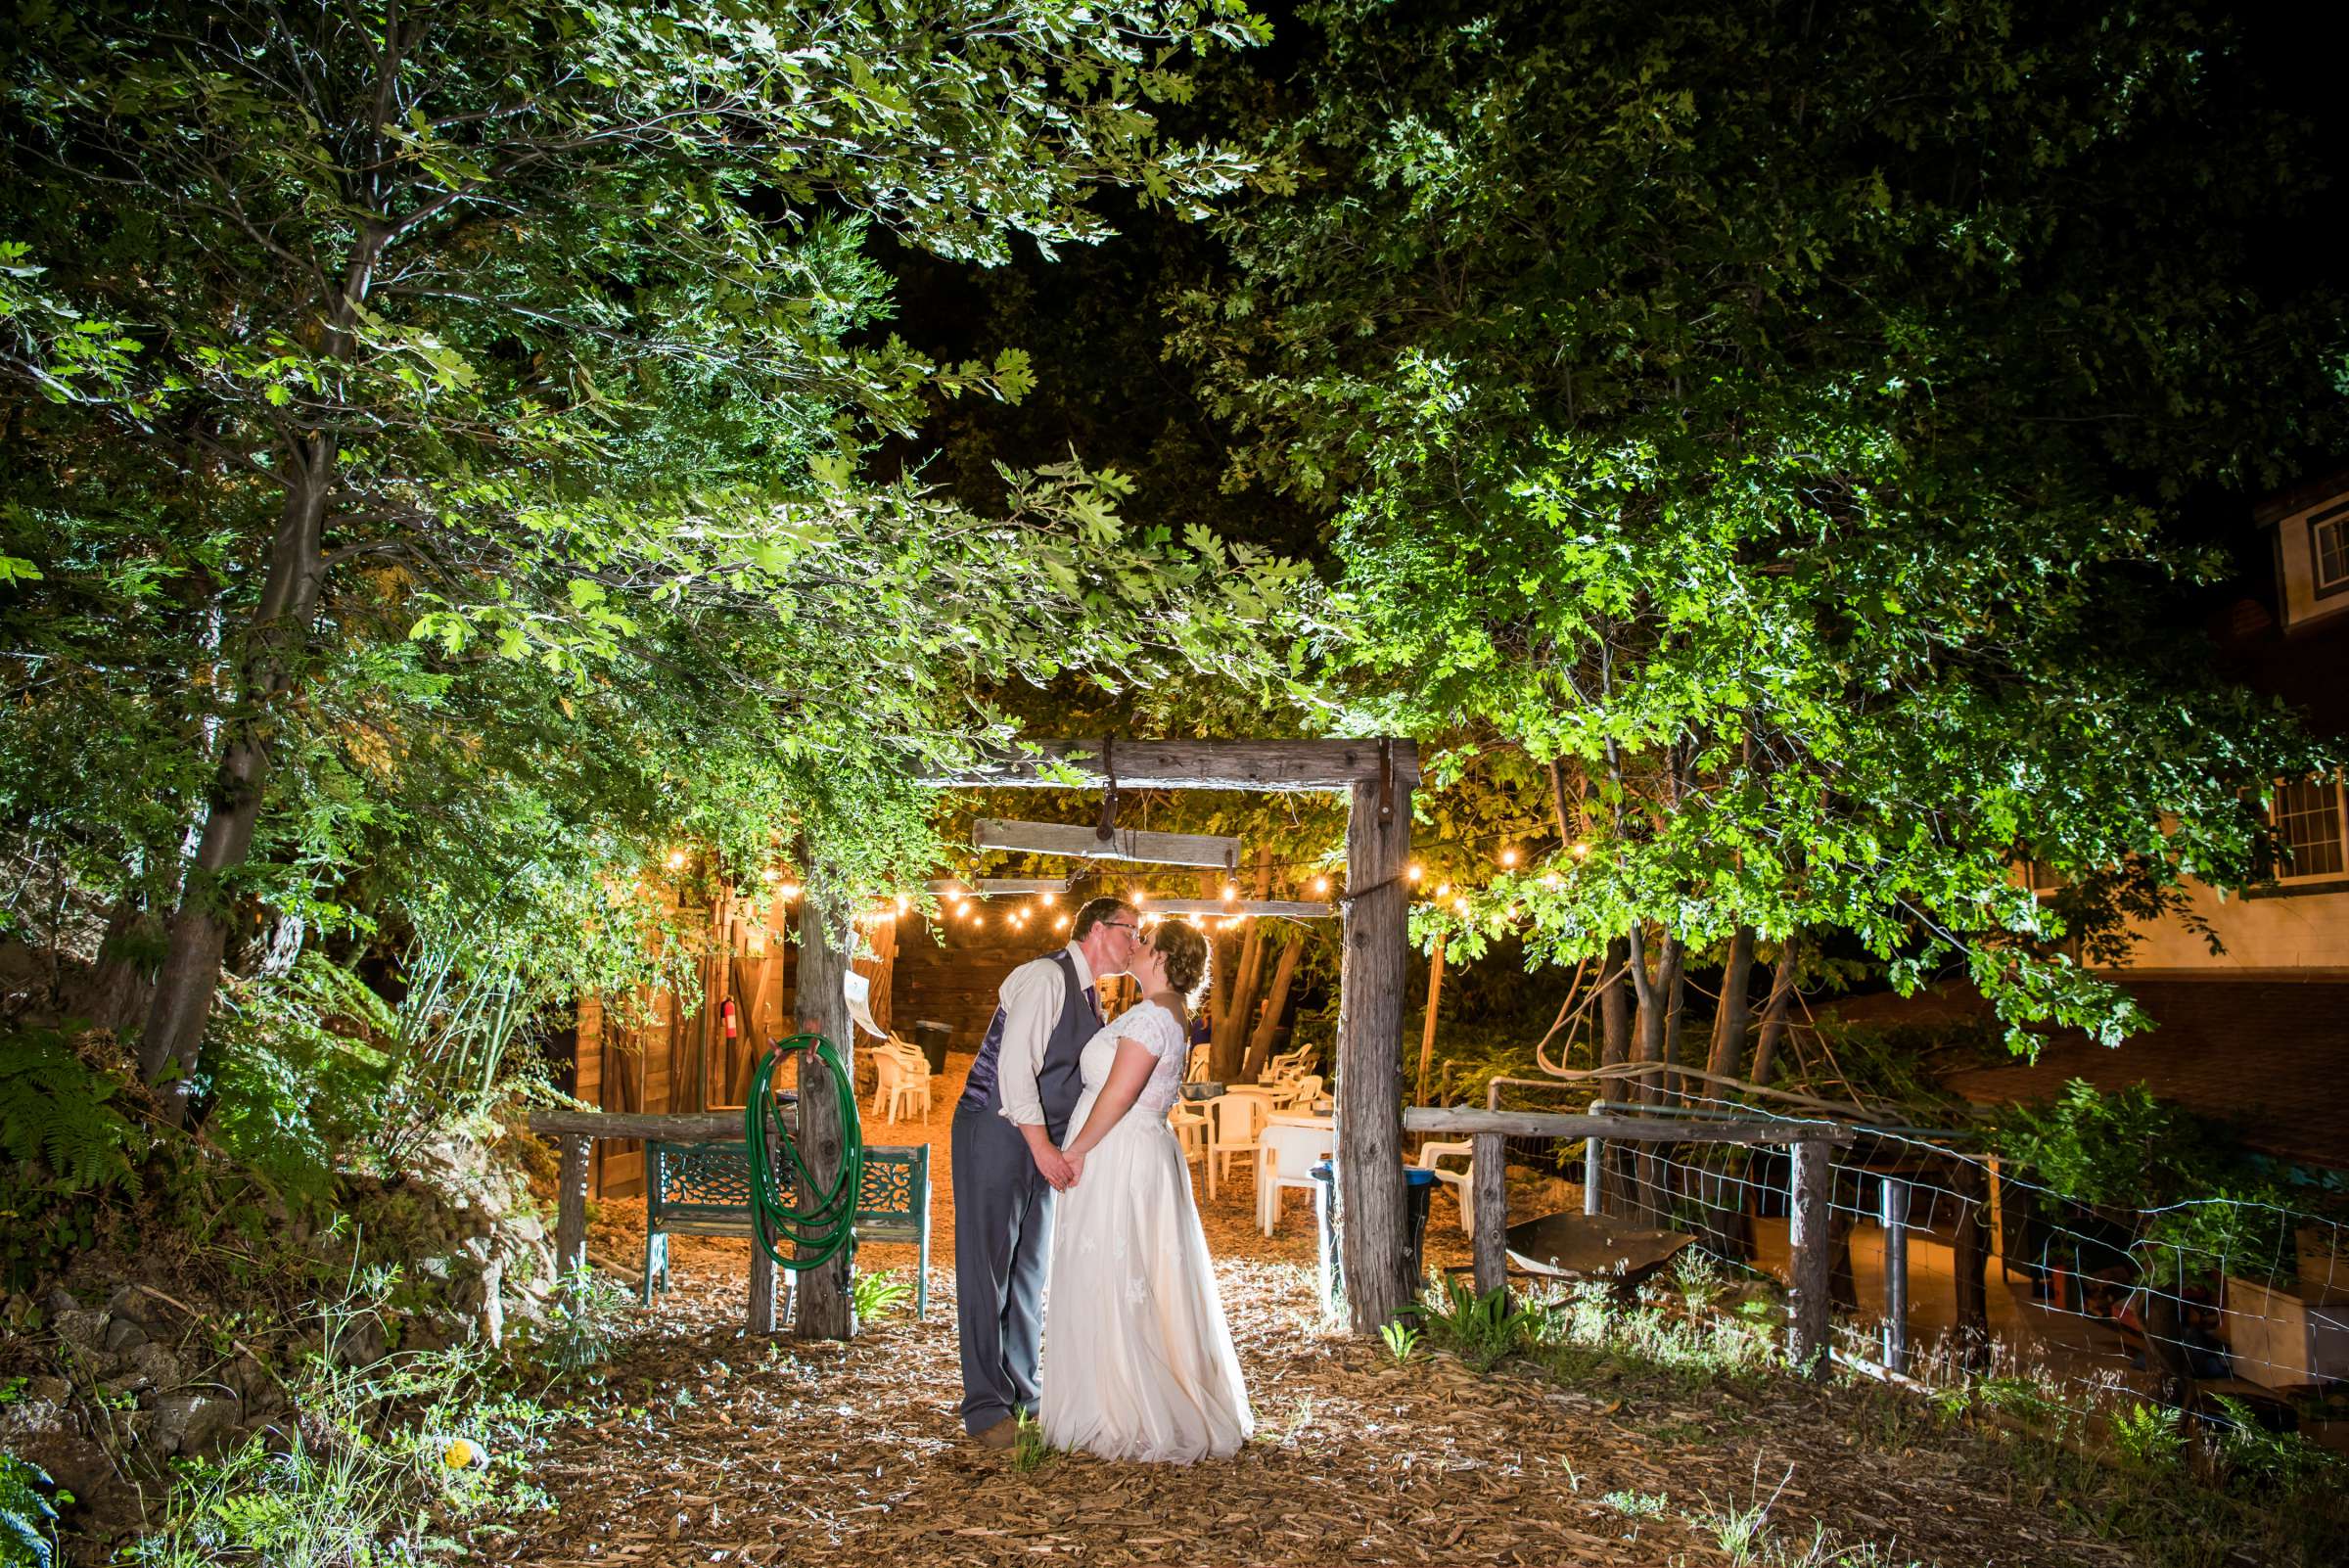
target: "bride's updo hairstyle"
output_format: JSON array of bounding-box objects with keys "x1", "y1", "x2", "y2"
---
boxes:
[{"x1": 1150, "y1": 919, "x2": 1212, "y2": 1009}]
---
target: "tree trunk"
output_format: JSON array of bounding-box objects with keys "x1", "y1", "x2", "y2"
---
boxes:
[
  {"x1": 1660, "y1": 961, "x2": 1688, "y2": 1103},
  {"x1": 1748, "y1": 934, "x2": 1800, "y2": 1087},
  {"x1": 1241, "y1": 931, "x2": 1304, "y2": 1082},
  {"x1": 793, "y1": 877, "x2": 856, "y2": 1341},
  {"x1": 140, "y1": 448, "x2": 338, "y2": 1120},
  {"x1": 1209, "y1": 849, "x2": 1273, "y2": 1079},
  {"x1": 1706, "y1": 925, "x2": 1757, "y2": 1083},
  {"x1": 1598, "y1": 935, "x2": 1632, "y2": 1069}
]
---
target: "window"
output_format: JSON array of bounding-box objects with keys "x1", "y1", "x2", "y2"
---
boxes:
[
  {"x1": 2274, "y1": 772, "x2": 2347, "y2": 880},
  {"x1": 2314, "y1": 501, "x2": 2349, "y2": 598}
]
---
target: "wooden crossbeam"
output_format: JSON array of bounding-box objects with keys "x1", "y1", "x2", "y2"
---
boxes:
[
  {"x1": 1402, "y1": 1107, "x2": 1856, "y2": 1145},
  {"x1": 968, "y1": 877, "x2": 1067, "y2": 896},
  {"x1": 1142, "y1": 898, "x2": 1333, "y2": 919},
  {"x1": 925, "y1": 738, "x2": 1420, "y2": 794},
  {"x1": 972, "y1": 816, "x2": 1240, "y2": 867}
]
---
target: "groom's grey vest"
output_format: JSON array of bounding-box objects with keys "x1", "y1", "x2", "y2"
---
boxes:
[{"x1": 957, "y1": 947, "x2": 1098, "y2": 1144}]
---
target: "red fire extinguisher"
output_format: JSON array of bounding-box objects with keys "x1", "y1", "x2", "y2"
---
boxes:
[{"x1": 720, "y1": 997, "x2": 739, "y2": 1039}]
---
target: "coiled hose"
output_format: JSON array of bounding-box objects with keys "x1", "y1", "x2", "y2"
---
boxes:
[{"x1": 744, "y1": 1033, "x2": 864, "y2": 1272}]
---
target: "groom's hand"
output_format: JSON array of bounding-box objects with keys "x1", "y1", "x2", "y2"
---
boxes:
[
  {"x1": 1035, "y1": 1145, "x2": 1077, "y2": 1190},
  {"x1": 1021, "y1": 1125, "x2": 1076, "y2": 1189}
]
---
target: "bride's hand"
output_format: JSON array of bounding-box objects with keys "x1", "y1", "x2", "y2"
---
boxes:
[{"x1": 1063, "y1": 1149, "x2": 1084, "y2": 1186}]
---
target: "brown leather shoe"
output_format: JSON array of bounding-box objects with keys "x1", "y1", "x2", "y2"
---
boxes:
[{"x1": 974, "y1": 1416, "x2": 1020, "y2": 1450}]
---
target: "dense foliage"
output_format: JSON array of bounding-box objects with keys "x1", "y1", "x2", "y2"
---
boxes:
[{"x1": 1179, "y1": 0, "x2": 2348, "y2": 1050}]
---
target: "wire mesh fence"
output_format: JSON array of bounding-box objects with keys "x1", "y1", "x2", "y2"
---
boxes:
[{"x1": 1461, "y1": 1082, "x2": 2347, "y2": 1437}]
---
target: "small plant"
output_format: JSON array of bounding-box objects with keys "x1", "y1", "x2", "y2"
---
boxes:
[
  {"x1": 850, "y1": 1269, "x2": 915, "y2": 1321},
  {"x1": 1673, "y1": 1247, "x2": 1725, "y2": 1313},
  {"x1": 539, "y1": 1264, "x2": 630, "y2": 1374},
  {"x1": 1010, "y1": 1410, "x2": 1055, "y2": 1473},
  {"x1": 1, "y1": 1453, "x2": 64, "y2": 1568},
  {"x1": 1693, "y1": 1460, "x2": 1795, "y2": 1567},
  {"x1": 1599, "y1": 1488, "x2": 1670, "y2": 1518},
  {"x1": 1378, "y1": 1316, "x2": 1424, "y2": 1364},
  {"x1": 1422, "y1": 1278, "x2": 1549, "y2": 1372},
  {"x1": 2109, "y1": 1400, "x2": 2186, "y2": 1470}
]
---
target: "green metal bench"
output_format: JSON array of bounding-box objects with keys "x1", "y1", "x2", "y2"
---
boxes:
[{"x1": 643, "y1": 1140, "x2": 932, "y2": 1319}]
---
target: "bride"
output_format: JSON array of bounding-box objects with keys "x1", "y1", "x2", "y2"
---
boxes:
[{"x1": 1040, "y1": 919, "x2": 1253, "y2": 1462}]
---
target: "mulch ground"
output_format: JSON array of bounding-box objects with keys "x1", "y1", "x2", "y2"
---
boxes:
[{"x1": 502, "y1": 1058, "x2": 2137, "y2": 1567}]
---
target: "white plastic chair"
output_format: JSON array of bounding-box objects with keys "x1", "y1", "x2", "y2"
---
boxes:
[
  {"x1": 871, "y1": 1039, "x2": 931, "y2": 1124},
  {"x1": 1204, "y1": 1091, "x2": 1270, "y2": 1202},
  {"x1": 1184, "y1": 1043, "x2": 1211, "y2": 1084},
  {"x1": 1416, "y1": 1139, "x2": 1476, "y2": 1238},
  {"x1": 1171, "y1": 1101, "x2": 1211, "y2": 1167},
  {"x1": 1272, "y1": 1073, "x2": 1323, "y2": 1112},
  {"x1": 1257, "y1": 1117, "x2": 1335, "y2": 1235}
]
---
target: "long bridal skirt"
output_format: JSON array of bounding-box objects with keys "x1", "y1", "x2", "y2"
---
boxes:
[{"x1": 1040, "y1": 1112, "x2": 1254, "y2": 1462}]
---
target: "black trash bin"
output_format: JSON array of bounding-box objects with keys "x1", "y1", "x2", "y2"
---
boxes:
[
  {"x1": 911, "y1": 1019, "x2": 951, "y2": 1077},
  {"x1": 1311, "y1": 1162, "x2": 1438, "y2": 1320}
]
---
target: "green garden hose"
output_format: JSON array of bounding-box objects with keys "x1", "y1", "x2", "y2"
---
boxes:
[{"x1": 745, "y1": 1033, "x2": 864, "y2": 1273}]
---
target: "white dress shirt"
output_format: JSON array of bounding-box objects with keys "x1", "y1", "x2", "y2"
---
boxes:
[{"x1": 994, "y1": 943, "x2": 1097, "y2": 1129}]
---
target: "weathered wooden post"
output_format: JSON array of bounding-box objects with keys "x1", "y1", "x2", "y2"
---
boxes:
[
  {"x1": 1787, "y1": 1138, "x2": 1833, "y2": 1378},
  {"x1": 793, "y1": 876, "x2": 856, "y2": 1341},
  {"x1": 1337, "y1": 748, "x2": 1413, "y2": 1334},
  {"x1": 1472, "y1": 1130, "x2": 1509, "y2": 1301},
  {"x1": 1879, "y1": 1176, "x2": 1910, "y2": 1374},
  {"x1": 1584, "y1": 1134, "x2": 1604, "y2": 1217},
  {"x1": 1952, "y1": 1158, "x2": 1992, "y2": 1371},
  {"x1": 554, "y1": 1132, "x2": 590, "y2": 1282}
]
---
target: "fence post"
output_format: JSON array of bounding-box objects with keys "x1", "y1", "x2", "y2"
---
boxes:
[
  {"x1": 1787, "y1": 1139, "x2": 1833, "y2": 1379},
  {"x1": 1584, "y1": 1135, "x2": 1604, "y2": 1217},
  {"x1": 1880, "y1": 1176, "x2": 1910, "y2": 1375},
  {"x1": 1952, "y1": 1159, "x2": 1991, "y2": 1371},
  {"x1": 554, "y1": 1132, "x2": 590, "y2": 1281},
  {"x1": 1472, "y1": 1131, "x2": 1508, "y2": 1301}
]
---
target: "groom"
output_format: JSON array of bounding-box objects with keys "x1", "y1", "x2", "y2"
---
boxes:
[{"x1": 950, "y1": 895, "x2": 1141, "y2": 1448}]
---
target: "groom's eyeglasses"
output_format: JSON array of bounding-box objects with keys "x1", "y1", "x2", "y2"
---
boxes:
[{"x1": 1097, "y1": 921, "x2": 1139, "y2": 936}]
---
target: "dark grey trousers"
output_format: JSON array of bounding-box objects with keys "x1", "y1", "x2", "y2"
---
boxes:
[{"x1": 950, "y1": 1100, "x2": 1057, "y2": 1434}]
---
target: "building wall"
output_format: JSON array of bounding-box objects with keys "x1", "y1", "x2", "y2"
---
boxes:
[
  {"x1": 890, "y1": 913, "x2": 1063, "y2": 1053},
  {"x1": 2110, "y1": 881, "x2": 2349, "y2": 978},
  {"x1": 2270, "y1": 486, "x2": 2349, "y2": 631}
]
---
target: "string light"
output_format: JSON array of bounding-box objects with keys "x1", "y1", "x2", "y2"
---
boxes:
[
  {"x1": 1571, "y1": 841, "x2": 1590, "y2": 859},
  {"x1": 1405, "y1": 863, "x2": 1423, "y2": 884},
  {"x1": 1055, "y1": 914, "x2": 1071, "y2": 931},
  {"x1": 1454, "y1": 897, "x2": 1471, "y2": 915},
  {"x1": 895, "y1": 896, "x2": 911, "y2": 914},
  {"x1": 665, "y1": 849, "x2": 688, "y2": 870},
  {"x1": 1498, "y1": 847, "x2": 1519, "y2": 867},
  {"x1": 1132, "y1": 889, "x2": 1150, "y2": 905},
  {"x1": 1540, "y1": 872, "x2": 1562, "y2": 890},
  {"x1": 1309, "y1": 875, "x2": 1330, "y2": 896},
  {"x1": 777, "y1": 882, "x2": 801, "y2": 901},
  {"x1": 760, "y1": 867, "x2": 781, "y2": 885},
  {"x1": 1435, "y1": 882, "x2": 1451, "y2": 898},
  {"x1": 1221, "y1": 883, "x2": 1238, "y2": 903}
]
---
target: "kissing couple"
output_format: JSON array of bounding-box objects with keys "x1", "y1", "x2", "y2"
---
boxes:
[{"x1": 949, "y1": 896, "x2": 1254, "y2": 1461}]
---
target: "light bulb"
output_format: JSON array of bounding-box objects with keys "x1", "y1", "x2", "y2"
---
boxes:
[
  {"x1": 777, "y1": 882, "x2": 801, "y2": 901},
  {"x1": 1221, "y1": 883, "x2": 1237, "y2": 903},
  {"x1": 665, "y1": 849, "x2": 687, "y2": 870},
  {"x1": 1454, "y1": 897, "x2": 1470, "y2": 915},
  {"x1": 1310, "y1": 875, "x2": 1330, "y2": 896},
  {"x1": 1055, "y1": 914, "x2": 1071, "y2": 931},
  {"x1": 1572, "y1": 842, "x2": 1590, "y2": 859},
  {"x1": 760, "y1": 867, "x2": 781, "y2": 884},
  {"x1": 1435, "y1": 882, "x2": 1451, "y2": 898},
  {"x1": 1498, "y1": 847, "x2": 1519, "y2": 867},
  {"x1": 1405, "y1": 863, "x2": 1423, "y2": 883}
]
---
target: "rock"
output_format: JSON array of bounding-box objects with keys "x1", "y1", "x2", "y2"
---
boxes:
[
  {"x1": 26, "y1": 1376, "x2": 69, "y2": 1406},
  {"x1": 7, "y1": 1429, "x2": 150, "y2": 1543},
  {"x1": 54, "y1": 1307, "x2": 109, "y2": 1352},
  {"x1": 107, "y1": 1342, "x2": 182, "y2": 1395},
  {"x1": 506, "y1": 1214, "x2": 543, "y2": 1244},
  {"x1": 331, "y1": 1314, "x2": 389, "y2": 1370},
  {"x1": 150, "y1": 1393, "x2": 242, "y2": 1458},
  {"x1": 416, "y1": 1255, "x2": 453, "y2": 1282},
  {"x1": 102, "y1": 1315, "x2": 150, "y2": 1354},
  {"x1": 103, "y1": 1284, "x2": 152, "y2": 1326},
  {"x1": 44, "y1": 1286, "x2": 80, "y2": 1315},
  {"x1": 4, "y1": 1291, "x2": 34, "y2": 1329},
  {"x1": 0, "y1": 1388, "x2": 66, "y2": 1444},
  {"x1": 460, "y1": 1234, "x2": 494, "y2": 1266},
  {"x1": 469, "y1": 1259, "x2": 505, "y2": 1350}
]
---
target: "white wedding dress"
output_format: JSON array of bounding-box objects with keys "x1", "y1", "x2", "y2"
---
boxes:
[{"x1": 1040, "y1": 999, "x2": 1253, "y2": 1462}]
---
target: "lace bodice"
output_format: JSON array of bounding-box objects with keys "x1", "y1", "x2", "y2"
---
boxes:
[{"x1": 1076, "y1": 999, "x2": 1190, "y2": 1119}]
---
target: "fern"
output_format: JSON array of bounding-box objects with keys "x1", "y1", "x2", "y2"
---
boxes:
[
  {"x1": 0, "y1": 1452, "x2": 61, "y2": 1568},
  {"x1": 0, "y1": 1031, "x2": 146, "y2": 1197}
]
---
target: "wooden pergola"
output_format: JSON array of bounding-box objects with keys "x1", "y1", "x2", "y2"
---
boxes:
[{"x1": 539, "y1": 737, "x2": 1421, "y2": 1340}]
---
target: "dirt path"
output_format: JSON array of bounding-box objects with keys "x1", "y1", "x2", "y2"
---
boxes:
[{"x1": 507, "y1": 1059, "x2": 2136, "y2": 1567}]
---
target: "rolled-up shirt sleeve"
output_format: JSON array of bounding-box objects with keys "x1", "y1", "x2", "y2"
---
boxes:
[{"x1": 992, "y1": 956, "x2": 1066, "y2": 1129}]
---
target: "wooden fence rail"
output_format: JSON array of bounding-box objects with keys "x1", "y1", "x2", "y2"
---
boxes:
[{"x1": 1401, "y1": 1107, "x2": 1858, "y2": 1378}]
